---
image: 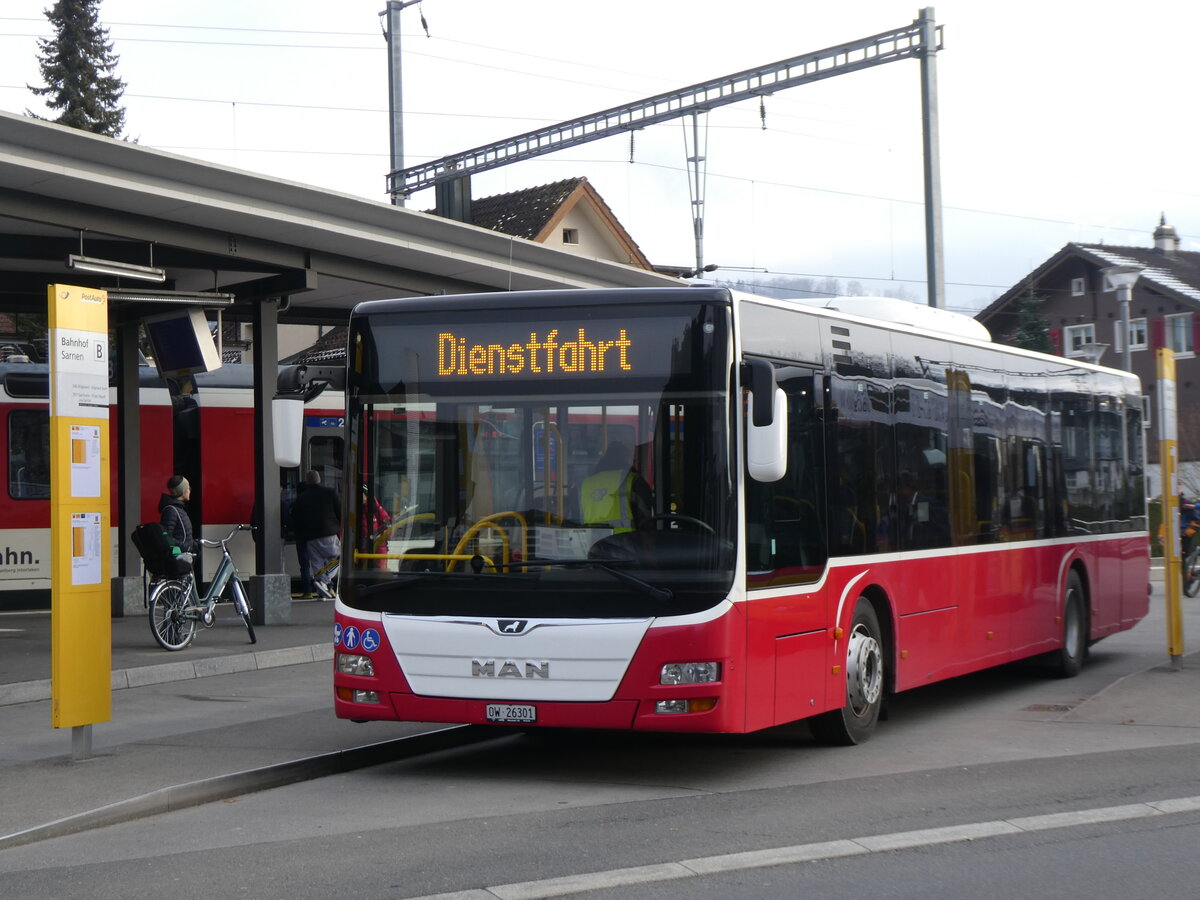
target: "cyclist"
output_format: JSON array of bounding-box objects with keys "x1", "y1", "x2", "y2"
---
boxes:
[
  {"x1": 1180, "y1": 496, "x2": 1200, "y2": 587},
  {"x1": 158, "y1": 474, "x2": 196, "y2": 566}
]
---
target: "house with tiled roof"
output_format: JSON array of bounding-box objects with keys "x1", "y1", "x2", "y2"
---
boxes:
[
  {"x1": 977, "y1": 215, "x2": 1200, "y2": 492},
  {"x1": 288, "y1": 177, "x2": 655, "y2": 365},
  {"x1": 436, "y1": 176, "x2": 653, "y2": 270}
]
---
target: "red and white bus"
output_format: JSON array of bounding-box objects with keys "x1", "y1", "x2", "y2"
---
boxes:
[
  {"x1": 333, "y1": 287, "x2": 1149, "y2": 743},
  {"x1": 0, "y1": 361, "x2": 345, "y2": 609}
]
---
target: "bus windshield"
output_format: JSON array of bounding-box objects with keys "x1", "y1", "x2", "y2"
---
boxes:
[{"x1": 344, "y1": 299, "x2": 735, "y2": 618}]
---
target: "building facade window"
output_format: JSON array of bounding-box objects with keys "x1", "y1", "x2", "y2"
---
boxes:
[
  {"x1": 1071, "y1": 277, "x2": 1085, "y2": 296},
  {"x1": 1165, "y1": 313, "x2": 1194, "y2": 356},
  {"x1": 561, "y1": 228, "x2": 579, "y2": 245},
  {"x1": 1064, "y1": 323, "x2": 1096, "y2": 357},
  {"x1": 1113, "y1": 317, "x2": 1147, "y2": 353}
]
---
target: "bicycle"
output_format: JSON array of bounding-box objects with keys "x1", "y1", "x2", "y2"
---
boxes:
[
  {"x1": 148, "y1": 524, "x2": 257, "y2": 651},
  {"x1": 1184, "y1": 543, "x2": 1200, "y2": 598}
]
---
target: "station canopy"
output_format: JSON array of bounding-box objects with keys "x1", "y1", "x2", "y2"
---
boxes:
[{"x1": 0, "y1": 110, "x2": 677, "y2": 326}]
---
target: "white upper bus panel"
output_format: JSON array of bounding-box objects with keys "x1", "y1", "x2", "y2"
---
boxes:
[{"x1": 785, "y1": 296, "x2": 992, "y2": 343}]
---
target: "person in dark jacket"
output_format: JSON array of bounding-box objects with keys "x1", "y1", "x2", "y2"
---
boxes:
[
  {"x1": 290, "y1": 469, "x2": 341, "y2": 599},
  {"x1": 158, "y1": 474, "x2": 196, "y2": 565}
]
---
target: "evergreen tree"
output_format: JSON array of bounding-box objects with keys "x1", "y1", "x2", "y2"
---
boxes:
[
  {"x1": 28, "y1": 0, "x2": 126, "y2": 138},
  {"x1": 1012, "y1": 290, "x2": 1053, "y2": 353}
]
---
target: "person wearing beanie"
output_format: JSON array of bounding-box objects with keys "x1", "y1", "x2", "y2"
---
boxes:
[{"x1": 159, "y1": 474, "x2": 196, "y2": 556}]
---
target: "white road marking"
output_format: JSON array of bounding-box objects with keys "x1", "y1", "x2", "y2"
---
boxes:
[{"x1": 410, "y1": 795, "x2": 1200, "y2": 900}]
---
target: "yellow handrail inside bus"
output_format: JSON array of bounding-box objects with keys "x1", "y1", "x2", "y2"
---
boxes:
[
  {"x1": 353, "y1": 551, "x2": 497, "y2": 570},
  {"x1": 447, "y1": 510, "x2": 529, "y2": 572},
  {"x1": 372, "y1": 512, "x2": 436, "y2": 553}
]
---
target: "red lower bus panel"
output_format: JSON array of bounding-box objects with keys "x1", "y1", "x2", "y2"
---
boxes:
[{"x1": 390, "y1": 695, "x2": 640, "y2": 730}]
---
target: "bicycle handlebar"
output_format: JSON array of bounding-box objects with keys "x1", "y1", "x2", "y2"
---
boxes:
[{"x1": 195, "y1": 524, "x2": 256, "y2": 548}]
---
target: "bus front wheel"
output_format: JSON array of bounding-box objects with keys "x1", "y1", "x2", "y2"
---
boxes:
[
  {"x1": 1048, "y1": 570, "x2": 1087, "y2": 678},
  {"x1": 809, "y1": 596, "x2": 885, "y2": 746}
]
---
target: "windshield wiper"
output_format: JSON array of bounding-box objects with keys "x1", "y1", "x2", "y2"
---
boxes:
[
  {"x1": 356, "y1": 557, "x2": 674, "y2": 604},
  {"x1": 502, "y1": 557, "x2": 673, "y2": 603}
]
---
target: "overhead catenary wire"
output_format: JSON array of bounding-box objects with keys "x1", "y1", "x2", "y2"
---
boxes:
[{"x1": 1, "y1": 12, "x2": 1179, "y2": 309}]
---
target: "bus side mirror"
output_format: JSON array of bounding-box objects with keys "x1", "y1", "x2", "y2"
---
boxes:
[
  {"x1": 272, "y1": 394, "x2": 304, "y2": 468},
  {"x1": 742, "y1": 358, "x2": 787, "y2": 482}
]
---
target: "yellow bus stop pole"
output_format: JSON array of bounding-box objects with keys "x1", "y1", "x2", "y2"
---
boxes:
[
  {"x1": 48, "y1": 284, "x2": 112, "y2": 758},
  {"x1": 1156, "y1": 348, "x2": 1185, "y2": 668}
]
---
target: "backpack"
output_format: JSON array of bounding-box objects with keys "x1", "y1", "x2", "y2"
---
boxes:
[{"x1": 131, "y1": 522, "x2": 191, "y2": 578}]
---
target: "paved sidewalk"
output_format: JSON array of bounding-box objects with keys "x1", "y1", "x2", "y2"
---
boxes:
[
  {"x1": 0, "y1": 596, "x2": 337, "y2": 707},
  {"x1": 0, "y1": 599, "x2": 492, "y2": 849}
]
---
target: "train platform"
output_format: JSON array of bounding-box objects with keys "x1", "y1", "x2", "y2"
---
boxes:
[{"x1": 1, "y1": 591, "x2": 1198, "y2": 851}]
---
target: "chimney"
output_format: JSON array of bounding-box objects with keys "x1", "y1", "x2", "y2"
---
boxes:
[{"x1": 1153, "y1": 213, "x2": 1180, "y2": 256}]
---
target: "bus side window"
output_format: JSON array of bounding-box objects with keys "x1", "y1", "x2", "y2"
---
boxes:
[{"x1": 745, "y1": 371, "x2": 825, "y2": 587}]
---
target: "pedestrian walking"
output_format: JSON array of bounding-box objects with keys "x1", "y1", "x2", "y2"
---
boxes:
[{"x1": 289, "y1": 469, "x2": 341, "y2": 599}]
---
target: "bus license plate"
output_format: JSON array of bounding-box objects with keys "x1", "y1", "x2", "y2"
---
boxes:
[{"x1": 486, "y1": 703, "x2": 536, "y2": 723}]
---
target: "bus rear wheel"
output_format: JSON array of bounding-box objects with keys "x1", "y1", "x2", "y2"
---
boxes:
[{"x1": 809, "y1": 597, "x2": 885, "y2": 746}]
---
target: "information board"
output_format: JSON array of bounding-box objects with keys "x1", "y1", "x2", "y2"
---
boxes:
[{"x1": 48, "y1": 284, "x2": 112, "y2": 729}]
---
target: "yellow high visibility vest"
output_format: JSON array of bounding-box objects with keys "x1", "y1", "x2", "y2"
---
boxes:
[{"x1": 580, "y1": 469, "x2": 634, "y2": 532}]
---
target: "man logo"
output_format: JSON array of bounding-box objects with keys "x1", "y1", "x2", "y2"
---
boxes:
[
  {"x1": 472, "y1": 659, "x2": 550, "y2": 679},
  {"x1": 498, "y1": 619, "x2": 528, "y2": 634}
]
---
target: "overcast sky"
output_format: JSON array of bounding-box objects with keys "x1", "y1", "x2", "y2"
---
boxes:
[{"x1": 1, "y1": 0, "x2": 1195, "y2": 313}]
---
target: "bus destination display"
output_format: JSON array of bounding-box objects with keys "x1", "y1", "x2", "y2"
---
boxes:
[
  {"x1": 410, "y1": 316, "x2": 698, "y2": 380},
  {"x1": 438, "y1": 327, "x2": 631, "y2": 377}
]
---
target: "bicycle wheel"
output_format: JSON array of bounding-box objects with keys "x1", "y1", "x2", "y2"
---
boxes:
[
  {"x1": 1185, "y1": 548, "x2": 1200, "y2": 598},
  {"x1": 149, "y1": 580, "x2": 196, "y2": 651},
  {"x1": 231, "y1": 577, "x2": 257, "y2": 644}
]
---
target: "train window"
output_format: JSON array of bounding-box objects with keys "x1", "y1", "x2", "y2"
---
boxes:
[
  {"x1": 9, "y1": 410, "x2": 49, "y2": 500},
  {"x1": 307, "y1": 436, "x2": 345, "y2": 498}
]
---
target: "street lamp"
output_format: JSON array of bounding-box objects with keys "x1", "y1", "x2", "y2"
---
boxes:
[{"x1": 1101, "y1": 264, "x2": 1144, "y2": 372}]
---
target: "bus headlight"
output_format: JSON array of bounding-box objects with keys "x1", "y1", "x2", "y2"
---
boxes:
[
  {"x1": 655, "y1": 698, "x2": 718, "y2": 714},
  {"x1": 660, "y1": 662, "x2": 721, "y2": 685},
  {"x1": 337, "y1": 653, "x2": 375, "y2": 677},
  {"x1": 336, "y1": 686, "x2": 380, "y2": 704}
]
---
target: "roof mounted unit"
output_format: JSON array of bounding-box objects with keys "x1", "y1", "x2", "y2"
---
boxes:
[{"x1": 790, "y1": 295, "x2": 992, "y2": 342}]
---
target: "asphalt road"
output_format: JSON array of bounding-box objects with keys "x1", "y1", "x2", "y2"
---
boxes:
[{"x1": 0, "y1": 584, "x2": 1197, "y2": 899}]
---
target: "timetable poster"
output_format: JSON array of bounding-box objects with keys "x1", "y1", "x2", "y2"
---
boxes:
[
  {"x1": 70, "y1": 511, "x2": 103, "y2": 586},
  {"x1": 69, "y1": 424, "x2": 102, "y2": 498}
]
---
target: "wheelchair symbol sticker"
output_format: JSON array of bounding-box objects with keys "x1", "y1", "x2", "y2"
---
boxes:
[
  {"x1": 361, "y1": 629, "x2": 380, "y2": 653},
  {"x1": 342, "y1": 626, "x2": 361, "y2": 650},
  {"x1": 333, "y1": 623, "x2": 342, "y2": 646}
]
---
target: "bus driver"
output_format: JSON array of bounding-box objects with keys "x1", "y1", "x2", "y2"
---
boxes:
[{"x1": 580, "y1": 441, "x2": 652, "y2": 533}]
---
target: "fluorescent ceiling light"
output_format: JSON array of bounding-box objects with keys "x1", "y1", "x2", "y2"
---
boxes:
[
  {"x1": 106, "y1": 289, "x2": 235, "y2": 307},
  {"x1": 66, "y1": 253, "x2": 166, "y2": 283}
]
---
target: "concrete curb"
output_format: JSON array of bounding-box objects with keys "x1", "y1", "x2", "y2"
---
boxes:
[
  {"x1": 0, "y1": 724, "x2": 496, "y2": 851},
  {"x1": 0, "y1": 643, "x2": 335, "y2": 708}
]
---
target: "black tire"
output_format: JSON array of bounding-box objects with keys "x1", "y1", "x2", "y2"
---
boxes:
[
  {"x1": 809, "y1": 597, "x2": 885, "y2": 745},
  {"x1": 149, "y1": 580, "x2": 196, "y2": 651},
  {"x1": 232, "y1": 579, "x2": 257, "y2": 644},
  {"x1": 240, "y1": 611, "x2": 257, "y2": 644},
  {"x1": 1048, "y1": 570, "x2": 1086, "y2": 678},
  {"x1": 1184, "y1": 549, "x2": 1200, "y2": 598}
]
